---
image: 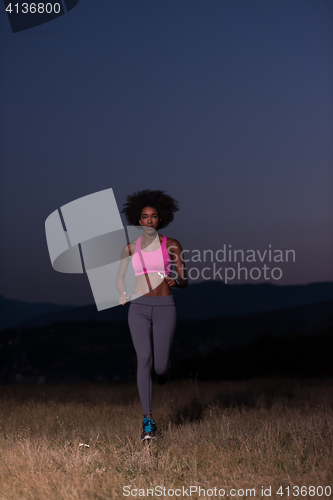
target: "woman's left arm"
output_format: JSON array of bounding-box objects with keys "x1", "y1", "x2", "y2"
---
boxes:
[{"x1": 164, "y1": 239, "x2": 188, "y2": 289}]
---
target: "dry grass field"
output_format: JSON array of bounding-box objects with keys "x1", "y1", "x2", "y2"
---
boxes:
[{"x1": 0, "y1": 377, "x2": 332, "y2": 500}]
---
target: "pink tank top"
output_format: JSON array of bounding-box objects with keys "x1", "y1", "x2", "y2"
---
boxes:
[{"x1": 131, "y1": 235, "x2": 173, "y2": 276}]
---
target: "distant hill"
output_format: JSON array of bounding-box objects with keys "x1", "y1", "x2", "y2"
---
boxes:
[
  {"x1": 171, "y1": 326, "x2": 333, "y2": 381},
  {"x1": 0, "y1": 295, "x2": 75, "y2": 332},
  {"x1": 174, "y1": 281, "x2": 333, "y2": 319},
  {"x1": 0, "y1": 298, "x2": 332, "y2": 383},
  {"x1": 1, "y1": 281, "x2": 333, "y2": 331},
  {"x1": 172, "y1": 299, "x2": 333, "y2": 360}
]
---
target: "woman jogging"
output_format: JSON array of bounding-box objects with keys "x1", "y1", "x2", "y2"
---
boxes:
[{"x1": 116, "y1": 189, "x2": 188, "y2": 440}]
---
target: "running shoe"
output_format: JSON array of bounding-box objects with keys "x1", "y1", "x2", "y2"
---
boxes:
[
  {"x1": 157, "y1": 366, "x2": 171, "y2": 385},
  {"x1": 141, "y1": 416, "x2": 157, "y2": 440}
]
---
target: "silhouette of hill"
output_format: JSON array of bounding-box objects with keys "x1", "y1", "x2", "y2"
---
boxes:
[
  {"x1": 0, "y1": 295, "x2": 75, "y2": 332},
  {"x1": 1, "y1": 281, "x2": 332, "y2": 331},
  {"x1": 172, "y1": 326, "x2": 333, "y2": 380},
  {"x1": 171, "y1": 299, "x2": 333, "y2": 359},
  {"x1": 175, "y1": 281, "x2": 333, "y2": 319},
  {"x1": 0, "y1": 299, "x2": 332, "y2": 383}
]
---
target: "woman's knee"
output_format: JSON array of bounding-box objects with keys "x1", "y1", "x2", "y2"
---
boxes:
[
  {"x1": 154, "y1": 360, "x2": 168, "y2": 375},
  {"x1": 137, "y1": 353, "x2": 152, "y2": 369}
]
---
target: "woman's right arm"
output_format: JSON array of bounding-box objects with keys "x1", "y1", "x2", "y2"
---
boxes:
[{"x1": 116, "y1": 243, "x2": 132, "y2": 305}]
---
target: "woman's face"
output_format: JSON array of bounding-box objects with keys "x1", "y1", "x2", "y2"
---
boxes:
[{"x1": 139, "y1": 206, "x2": 161, "y2": 234}]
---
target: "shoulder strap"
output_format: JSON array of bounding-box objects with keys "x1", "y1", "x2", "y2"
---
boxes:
[
  {"x1": 161, "y1": 235, "x2": 170, "y2": 274},
  {"x1": 127, "y1": 236, "x2": 141, "y2": 257},
  {"x1": 129, "y1": 238, "x2": 153, "y2": 292}
]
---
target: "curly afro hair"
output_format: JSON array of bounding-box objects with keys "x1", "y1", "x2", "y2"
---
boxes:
[{"x1": 122, "y1": 189, "x2": 179, "y2": 229}]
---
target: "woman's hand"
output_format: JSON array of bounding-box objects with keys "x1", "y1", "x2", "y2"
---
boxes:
[
  {"x1": 164, "y1": 275, "x2": 177, "y2": 287},
  {"x1": 119, "y1": 292, "x2": 130, "y2": 305}
]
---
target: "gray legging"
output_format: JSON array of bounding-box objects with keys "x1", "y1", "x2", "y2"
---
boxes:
[{"x1": 128, "y1": 294, "x2": 177, "y2": 416}]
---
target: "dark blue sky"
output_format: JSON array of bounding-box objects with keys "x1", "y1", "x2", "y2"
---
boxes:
[{"x1": 0, "y1": 0, "x2": 332, "y2": 305}]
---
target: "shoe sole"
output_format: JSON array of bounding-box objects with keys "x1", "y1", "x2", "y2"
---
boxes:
[
  {"x1": 157, "y1": 372, "x2": 171, "y2": 385},
  {"x1": 141, "y1": 435, "x2": 155, "y2": 440}
]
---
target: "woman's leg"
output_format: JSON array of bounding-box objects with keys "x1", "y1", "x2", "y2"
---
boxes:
[
  {"x1": 152, "y1": 304, "x2": 177, "y2": 376},
  {"x1": 128, "y1": 303, "x2": 153, "y2": 416}
]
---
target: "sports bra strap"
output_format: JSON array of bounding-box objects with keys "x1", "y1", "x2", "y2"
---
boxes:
[{"x1": 161, "y1": 235, "x2": 170, "y2": 272}]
